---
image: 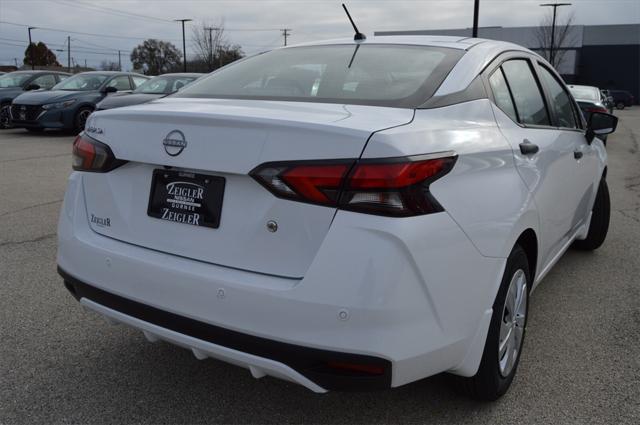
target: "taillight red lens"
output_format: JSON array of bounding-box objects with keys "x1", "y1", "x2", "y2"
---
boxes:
[
  {"x1": 72, "y1": 133, "x2": 125, "y2": 172},
  {"x1": 341, "y1": 156, "x2": 456, "y2": 216},
  {"x1": 281, "y1": 164, "x2": 350, "y2": 204},
  {"x1": 250, "y1": 154, "x2": 457, "y2": 216},
  {"x1": 587, "y1": 107, "x2": 608, "y2": 113},
  {"x1": 348, "y1": 158, "x2": 452, "y2": 189}
]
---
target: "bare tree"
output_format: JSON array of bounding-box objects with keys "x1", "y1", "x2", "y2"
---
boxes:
[
  {"x1": 192, "y1": 20, "x2": 226, "y2": 71},
  {"x1": 534, "y1": 11, "x2": 575, "y2": 69},
  {"x1": 191, "y1": 20, "x2": 243, "y2": 72}
]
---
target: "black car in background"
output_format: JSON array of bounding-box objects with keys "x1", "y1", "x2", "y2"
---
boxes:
[
  {"x1": 96, "y1": 73, "x2": 203, "y2": 111},
  {"x1": 600, "y1": 90, "x2": 614, "y2": 113},
  {"x1": 11, "y1": 71, "x2": 149, "y2": 132},
  {"x1": 607, "y1": 90, "x2": 635, "y2": 109},
  {"x1": 0, "y1": 70, "x2": 70, "y2": 128}
]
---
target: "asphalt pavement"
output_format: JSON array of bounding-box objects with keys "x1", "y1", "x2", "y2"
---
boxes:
[{"x1": 1, "y1": 110, "x2": 639, "y2": 424}]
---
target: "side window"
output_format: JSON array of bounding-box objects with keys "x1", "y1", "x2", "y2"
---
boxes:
[
  {"x1": 107, "y1": 76, "x2": 132, "y2": 91},
  {"x1": 132, "y1": 76, "x2": 148, "y2": 88},
  {"x1": 57, "y1": 74, "x2": 70, "y2": 82},
  {"x1": 537, "y1": 65, "x2": 579, "y2": 129},
  {"x1": 31, "y1": 74, "x2": 56, "y2": 89},
  {"x1": 502, "y1": 60, "x2": 550, "y2": 126},
  {"x1": 489, "y1": 68, "x2": 518, "y2": 122}
]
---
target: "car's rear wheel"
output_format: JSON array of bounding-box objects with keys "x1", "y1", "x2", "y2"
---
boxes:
[
  {"x1": 616, "y1": 102, "x2": 625, "y2": 110},
  {"x1": 74, "y1": 107, "x2": 93, "y2": 133},
  {"x1": 454, "y1": 245, "x2": 529, "y2": 401},
  {"x1": 0, "y1": 104, "x2": 11, "y2": 129},
  {"x1": 573, "y1": 178, "x2": 610, "y2": 251}
]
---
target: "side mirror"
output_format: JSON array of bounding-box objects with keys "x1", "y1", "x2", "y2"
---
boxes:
[
  {"x1": 25, "y1": 83, "x2": 40, "y2": 91},
  {"x1": 586, "y1": 111, "x2": 618, "y2": 143},
  {"x1": 101, "y1": 86, "x2": 118, "y2": 94}
]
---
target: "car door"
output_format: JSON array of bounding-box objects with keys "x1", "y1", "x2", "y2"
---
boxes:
[
  {"x1": 535, "y1": 62, "x2": 601, "y2": 233},
  {"x1": 486, "y1": 56, "x2": 583, "y2": 268}
]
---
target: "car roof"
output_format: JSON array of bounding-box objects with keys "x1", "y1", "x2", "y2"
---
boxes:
[
  {"x1": 568, "y1": 84, "x2": 599, "y2": 90},
  {"x1": 155, "y1": 73, "x2": 204, "y2": 78},
  {"x1": 291, "y1": 35, "x2": 529, "y2": 52},
  {"x1": 72, "y1": 71, "x2": 148, "y2": 77},
  {"x1": 4, "y1": 70, "x2": 70, "y2": 75}
]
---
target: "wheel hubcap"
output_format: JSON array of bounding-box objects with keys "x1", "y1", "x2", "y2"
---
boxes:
[{"x1": 498, "y1": 268, "x2": 527, "y2": 377}]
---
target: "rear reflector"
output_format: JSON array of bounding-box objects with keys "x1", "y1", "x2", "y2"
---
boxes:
[
  {"x1": 250, "y1": 153, "x2": 456, "y2": 216},
  {"x1": 72, "y1": 133, "x2": 126, "y2": 172}
]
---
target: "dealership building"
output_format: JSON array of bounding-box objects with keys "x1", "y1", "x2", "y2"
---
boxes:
[{"x1": 376, "y1": 24, "x2": 640, "y2": 103}]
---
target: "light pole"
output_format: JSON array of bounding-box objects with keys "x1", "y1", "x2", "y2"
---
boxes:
[
  {"x1": 175, "y1": 19, "x2": 192, "y2": 72},
  {"x1": 472, "y1": 0, "x2": 480, "y2": 38},
  {"x1": 28, "y1": 26, "x2": 36, "y2": 70},
  {"x1": 540, "y1": 2, "x2": 572, "y2": 67}
]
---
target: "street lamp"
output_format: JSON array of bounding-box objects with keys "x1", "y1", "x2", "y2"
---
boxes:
[
  {"x1": 28, "y1": 26, "x2": 36, "y2": 70},
  {"x1": 540, "y1": 2, "x2": 572, "y2": 67},
  {"x1": 175, "y1": 19, "x2": 192, "y2": 72}
]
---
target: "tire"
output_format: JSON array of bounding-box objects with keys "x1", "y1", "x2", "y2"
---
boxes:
[
  {"x1": 74, "y1": 107, "x2": 93, "y2": 133},
  {"x1": 616, "y1": 102, "x2": 625, "y2": 110},
  {"x1": 573, "y1": 178, "x2": 610, "y2": 251},
  {"x1": 454, "y1": 245, "x2": 530, "y2": 401},
  {"x1": 0, "y1": 104, "x2": 11, "y2": 129}
]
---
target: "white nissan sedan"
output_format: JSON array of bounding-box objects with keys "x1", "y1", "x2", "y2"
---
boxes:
[{"x1": 57, "y1": 36, "x2": 618, "y2": 400}]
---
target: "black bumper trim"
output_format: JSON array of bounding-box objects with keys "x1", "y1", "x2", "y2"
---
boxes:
[{"x1": 58, "y1": 267, "x2": 392, "y2": 391}]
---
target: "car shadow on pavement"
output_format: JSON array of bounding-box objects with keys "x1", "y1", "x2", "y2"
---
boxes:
[{"x1": 26, "y1": 324, "x2": 494, "y2": 424}]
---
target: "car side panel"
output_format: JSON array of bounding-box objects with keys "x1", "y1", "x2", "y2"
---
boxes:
[{"x1": 364, "y1": 99, "x2": 539, "y2": 263}]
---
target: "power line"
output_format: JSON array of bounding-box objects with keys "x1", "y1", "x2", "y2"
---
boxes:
[
  {"x1": 55, "y1": 0, "x2": 173, "y2": 23},
  {"x1": 0, "y1": 20, "x2": 184, "y2": 42}
]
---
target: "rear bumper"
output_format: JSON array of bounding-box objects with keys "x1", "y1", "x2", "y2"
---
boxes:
[
  {"x1": 57, "y1": 172, "x2": 505, "y2": 391},
  {"x1": 59, "y1": 267, "x2": 391, "y2": 391}
]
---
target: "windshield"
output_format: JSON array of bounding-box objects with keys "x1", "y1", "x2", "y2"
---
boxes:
[
  {"x1": 569, "y1": 86, "x2": 599, "y2": 101},
  {"x1": 174, "y1": 44, "x2": 464, "y2": 108},
  {"x1": 0, "y1": 73, "x2": 34, "y2": 88},
  {"x1": 134, "y1": 76, "x2": 198, "y2": 94},
  {"x1": 53, "y1": 74, "x2": 109, "y2": 91}
]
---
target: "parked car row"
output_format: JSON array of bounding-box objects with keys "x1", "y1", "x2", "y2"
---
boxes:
[{"x1": 0, "y1": 70, "x2": 203, "y2": 132}]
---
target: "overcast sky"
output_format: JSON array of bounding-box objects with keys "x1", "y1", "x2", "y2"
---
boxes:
[{"x1": 1, "y1": 0, "x2": 638, "y2": 70}]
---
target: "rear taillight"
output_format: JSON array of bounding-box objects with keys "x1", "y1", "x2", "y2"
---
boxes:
[
  {"x1": 250, "y1": 153, "x2": 456, "y2": 217},
  {"x1": 72, "y1": 133, "x2": 125, "y2": 172},
  {"x1": 587, "y1": 107, "x2": 608, "y2": 113}
]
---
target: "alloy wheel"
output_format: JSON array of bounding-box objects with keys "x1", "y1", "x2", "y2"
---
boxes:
[
  {"x1": 77, "y1": 109, "x2": 92, "y2": 131},
  {"x1": 498, "y1": 268, "x2": 527, "y2": 377},
  {"x1": 0, "y1": 105, "x2": 11, "y2": 129}
]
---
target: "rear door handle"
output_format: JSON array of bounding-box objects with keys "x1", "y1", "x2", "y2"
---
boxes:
[
  {"x1": 574, "y1": 151, "x2": 583, "y2": 159},
  {"x1": 519, "y1": 140, "x2": 539, "y2": 155}
]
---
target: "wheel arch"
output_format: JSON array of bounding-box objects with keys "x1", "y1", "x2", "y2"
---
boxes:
[{"x1": 514, "y1": 229, "x2": 538, "y2": 283}]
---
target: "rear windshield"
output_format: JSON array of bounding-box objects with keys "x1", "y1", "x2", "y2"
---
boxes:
[
  {"x1": 569, "y1": 86, "x2": 599, "y2": 101},
  {"x1": 174, "y1": 44, "x2": 464, "y2": 108}
]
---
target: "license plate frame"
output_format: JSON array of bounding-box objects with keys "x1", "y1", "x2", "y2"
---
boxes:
[{"x1": 147, "y1": 169, "x2": 225, "y2": 229}]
